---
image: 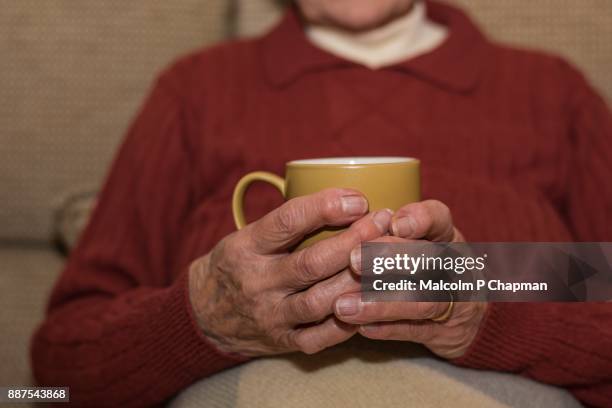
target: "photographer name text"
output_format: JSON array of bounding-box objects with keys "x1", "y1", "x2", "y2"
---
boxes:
[{"x1": 371, "y1": 279, "x2": 548, "y2": 292}]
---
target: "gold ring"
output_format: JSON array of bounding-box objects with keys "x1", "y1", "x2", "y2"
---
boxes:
[{"x1": 431, "y1": 298, "x2": 454, "y2": 322}]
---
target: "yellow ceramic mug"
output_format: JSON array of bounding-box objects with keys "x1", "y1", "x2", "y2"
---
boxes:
[{"x1": 232, "y1": 157, "x2": 420, "y2": 247}]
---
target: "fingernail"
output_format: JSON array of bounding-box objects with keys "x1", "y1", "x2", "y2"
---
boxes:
[
  {"x1": 372, "y1": 210, "x2": 392, "y2": 233},
  {"x1": 392, "y1": 216, "x2": 416, "y2": 237},
  {"x1": 336, "y1": 296, "x2": 360, "y2": 316},
  {"x1": 350, "y1": 247, "x2": 361, "y2": 271},
  {"x1": 341, "y1": 195, "x2": 368, "y2": 216}
]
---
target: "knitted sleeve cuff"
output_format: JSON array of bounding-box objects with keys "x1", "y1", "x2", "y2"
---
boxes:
[
  {"x1": 154, "y1": 270, "x2": 250, "y2": 386},
  {"x1": 451, "y1": 303, "x2": 559, "y2": 373}
]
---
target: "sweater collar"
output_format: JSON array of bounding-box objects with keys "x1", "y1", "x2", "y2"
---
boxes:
[{"x1": 260, "y1": 0, "x2": 489, "y2": 93}]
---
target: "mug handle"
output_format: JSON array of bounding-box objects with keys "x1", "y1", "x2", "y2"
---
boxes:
[{"x1": 232, "y1": 171, "x2": 286, "y2": 229}]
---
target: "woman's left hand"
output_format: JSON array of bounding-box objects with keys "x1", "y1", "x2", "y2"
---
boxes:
[{"x1": 334, "y1": 199, "x2": 487, "y2": 359}]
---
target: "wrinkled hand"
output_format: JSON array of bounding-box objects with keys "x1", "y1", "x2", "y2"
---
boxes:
[
  {"x1": 189, "y1": 188, "x2": 392, "y2": 357},
  {"x1": 334, "y1": 200, "x2": 487, "y2": 359}
]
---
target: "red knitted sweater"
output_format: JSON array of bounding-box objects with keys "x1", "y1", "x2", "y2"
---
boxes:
[{"x1": 31, "y1": 1, "x2": 612, "y2": 406}]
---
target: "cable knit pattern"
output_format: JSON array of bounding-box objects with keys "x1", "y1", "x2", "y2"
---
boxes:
[{"x1": 31, "y1": 2, "x2": 612, "y2": 407}]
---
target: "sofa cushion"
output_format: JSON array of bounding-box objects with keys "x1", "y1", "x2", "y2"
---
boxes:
[
  {"x1": 54, "y1": 191, "x2": 97, "y2": 251},
  {"x1": 0, "y1": 0, "x2": 229, "y2": 242},
  {"x1": 170, "y1": 337, "x2": 581, "y2": 408},
  {"x1": 0, "y1": 246, "x2": 64, "y2": 388}
]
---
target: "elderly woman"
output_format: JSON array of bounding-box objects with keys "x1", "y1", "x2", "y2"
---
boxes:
[{"x1": 31, "y1": 0, "x2": 612, "y2": 406}]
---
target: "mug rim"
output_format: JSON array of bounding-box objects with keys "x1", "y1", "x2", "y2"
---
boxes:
[{"x1": 288, "y1": 156, "x2": 417, "y2": 167}]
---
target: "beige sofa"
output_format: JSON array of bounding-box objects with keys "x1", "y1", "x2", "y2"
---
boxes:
[{"x1": 1, "y1": 0, "x2": 610, "y2": 405}]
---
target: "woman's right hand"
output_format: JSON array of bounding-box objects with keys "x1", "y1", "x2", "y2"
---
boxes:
[{"x1": 188, "y1": 188, "x2": 392, "y2": 357}]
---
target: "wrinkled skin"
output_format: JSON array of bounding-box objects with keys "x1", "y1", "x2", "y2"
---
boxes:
[{"x1": 189, "y1": 188, "x2": 486, "y2": 359}]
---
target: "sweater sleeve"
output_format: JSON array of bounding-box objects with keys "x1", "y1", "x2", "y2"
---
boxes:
[
  {"x1": 454, "y1": 63, "x2": 612, "y2": 408},
  {"x1": 562, "y1": 62, "x2": 612, "y2": 241},
  {"x1": 30, "y1": 73, "x2": 246, "y2": 407}
]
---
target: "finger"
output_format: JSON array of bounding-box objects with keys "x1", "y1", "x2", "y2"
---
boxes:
[
  {"x1": 283, "y1": 269, "x2": 360, "y2": 325},
  {"x1": 390, "y1": 200, "x2": 459, "y2": 242},
  {"x1": 349, "y1": 235, "x2": 408, "y2": 275},
  {"x1": 358, "y1": 320, "x2": 440, "y2": 344},
  {"x1": 334, "y1": 294, "x2": 451, "y2": 324},
  {"x1": 246, "y1": 188, "x2": 368, "y2": 254},
  {"x1": 278, "y1": 209, "x2": 392, "y2": 289},
  {"x1": 289, "y1": 316, "x2": 357, "y2": 355}
]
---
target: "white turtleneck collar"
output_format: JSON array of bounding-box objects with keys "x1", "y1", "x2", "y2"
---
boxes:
[{"x1": 305, "y1": 1, "x2": 448, "y2": 69}]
